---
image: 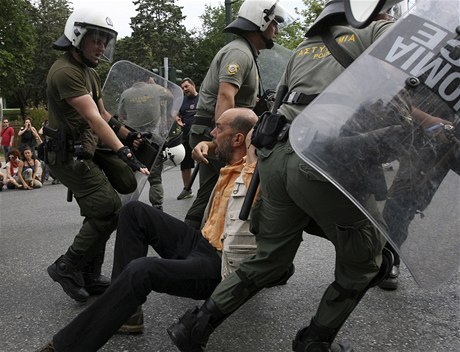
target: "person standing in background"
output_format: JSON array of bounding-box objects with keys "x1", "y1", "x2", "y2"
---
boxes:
[
  {"x1": 176, "y1": 77, "x2": 199, "y2": 200},
  {"x1": 1, "y1": 118, "x2": 15, "y2": 157},
  {"x1": 18, "y1": 117, "x2": 41, "y2": 157},
  {"x1": 118, "y1": 75, "x2": 173, "y2": 210}
]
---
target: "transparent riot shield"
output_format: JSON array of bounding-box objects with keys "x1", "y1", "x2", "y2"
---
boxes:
[
  {"x1": 258, "y1": 43, "x2": 293, "y2": 91},
  {"x1": 254, "y1": 43, "x2": 292, "y2": 114},
  {"x1": 290, "y1": 0, "x2": 459, "y2": 288},
  {"x1": 103, "y1": 60, "x2": 183, "y2": 204}
]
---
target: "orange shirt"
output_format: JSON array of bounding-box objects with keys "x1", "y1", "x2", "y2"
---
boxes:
[{"x1": 201, "y1": 157, "x2": 255, "y2": 251}]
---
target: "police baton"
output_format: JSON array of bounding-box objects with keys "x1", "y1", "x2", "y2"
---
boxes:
[
  {"x1": 239, "y1": 85, "x2": 288, "y2": 220},
  {"x1": 184, "y1": 163, "x2": 200, "y2": 191},
  {"x1": 238, "y1": 165, "x2": 259, "y2": 220},
  {"x1": 67, "y1": 188, "x2": 73, "y2": 202}
]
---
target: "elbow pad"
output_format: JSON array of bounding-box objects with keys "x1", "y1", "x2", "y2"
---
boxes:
[{"x1": 108, "y1": 115, "x2": 122, "y2": 134}]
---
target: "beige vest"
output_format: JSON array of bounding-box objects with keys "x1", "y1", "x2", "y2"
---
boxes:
[{"x1": 202, "y1": 172, "x2": 257, "y2": 279}]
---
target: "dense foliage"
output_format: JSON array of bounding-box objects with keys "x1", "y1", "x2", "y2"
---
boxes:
[{"x1": 0, "y1": 0, "x2": 324, "y2": 117}]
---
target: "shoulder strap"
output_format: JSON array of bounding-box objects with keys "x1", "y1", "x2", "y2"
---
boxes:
[
  {"x1": 321, "y1": 29, "x2": 355, "y2": 68},
  {"x1": 240, "y1": 36, "x2": 264, "y2": 98}
]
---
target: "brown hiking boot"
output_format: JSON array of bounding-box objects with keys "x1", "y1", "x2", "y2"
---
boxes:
[
  {"x1": 118, "y1": 306, "x2": 144, "y2": 334},
  {"x1": 35, "y1": 341, "x2": 55, "y2": 352}
]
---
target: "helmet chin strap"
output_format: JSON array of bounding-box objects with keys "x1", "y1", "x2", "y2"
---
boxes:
[{"x1": 260, "y1": 32, "x2": 274, "y2": 49}]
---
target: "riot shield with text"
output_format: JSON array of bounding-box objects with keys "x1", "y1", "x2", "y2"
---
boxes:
[
  {"x1": 103, "y1": 60, "x2": 183, "y2": 204},
  {"x1": 290, "y1": 0, "x2": 459, "y2": 288}
]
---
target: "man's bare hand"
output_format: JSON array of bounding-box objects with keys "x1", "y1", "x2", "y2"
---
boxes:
[
  {"x1": 138, "y1": 166, "x2": 150, "y2": 175},
  {"x1": 192, "y1": 141, "x2": 215, "y2": 164},
  {"x1": 175, "y1": 115, "x2": 185, "y2": 127}
]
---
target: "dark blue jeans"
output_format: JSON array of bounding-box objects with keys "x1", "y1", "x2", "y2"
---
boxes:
[{"x1": 53, "y1": 201, "x2": 221, "y2": 352}]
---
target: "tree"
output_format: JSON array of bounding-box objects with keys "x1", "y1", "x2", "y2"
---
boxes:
[
  {"x1": 189, "y1": 3, "x2": 230, "y2": 85},
  {"x1": 276, "y1": 0, "x2": 324, "y2": 50},
  {"x1": 0, "y1": 0, "x2": 37, "y2": 114},
  {"x1": 300, "y1": 0, "x2": 326, "y2": 29},
  {"x1": 126, "y1": 0, "x2": 192, "y2": 73},
  {"x1": 23, "y1": 0, "x2": 71, "y2": 109}
]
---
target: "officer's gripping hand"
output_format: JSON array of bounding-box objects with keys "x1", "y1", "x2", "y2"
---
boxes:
[
  {"x1": 117, "y1": 146, "x2": 150, "y2": 175},
  {"x1": 126, "y1": 131, "x2": 153, "y2": 150}
]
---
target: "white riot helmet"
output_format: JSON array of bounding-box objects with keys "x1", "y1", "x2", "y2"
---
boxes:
[
  {"x1": 162, "y1": 144, "x2": 186, "y2": 171},
  {"x1": 224, "y1": 0, "x2": 295, "y2": 34},
  {"x1": 343, "y1": 0, "x2": 406, "y2": 29},
  {"x1": 53, "y1": 8, "x2": 117, "y2": 63},
  {"x1": 307, "y1": 0, "x2": 403, "y2": 36}
]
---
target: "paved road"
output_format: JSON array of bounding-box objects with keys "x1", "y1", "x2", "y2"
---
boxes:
[{"x1": 0, "y1": 168, "x2": 458, "y2": 352}]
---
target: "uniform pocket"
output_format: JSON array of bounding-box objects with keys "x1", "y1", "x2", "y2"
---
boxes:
[
  {"x1": 335, "y1": 219, "x2": 384, "y2": 265},
  {"x1": 298, "y1": 161, "x2": 329, "y2": 182}
]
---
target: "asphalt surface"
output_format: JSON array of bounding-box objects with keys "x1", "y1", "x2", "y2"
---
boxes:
[{"x1": 0, "y1": 167, "x2": 458, "y2": 352}]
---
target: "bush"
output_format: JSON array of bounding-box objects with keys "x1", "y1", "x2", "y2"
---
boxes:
[{"x1": 27, "y1": 107, "x2": 49, "y2": 128}]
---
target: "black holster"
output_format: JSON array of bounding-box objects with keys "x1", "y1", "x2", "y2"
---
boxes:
[
  {"x1": 43, "y1": 125, "x2": 86, "y2": 162},
  {"x1": 251, "y1": 111, "x2": 290, "y2": 150},
  {"x1": 43, "y1": 125, "x2": 69, "y2": 163}
]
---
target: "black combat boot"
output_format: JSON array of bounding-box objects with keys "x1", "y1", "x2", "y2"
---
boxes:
[
  {"x1": 292, "y1": 318, "x2": 354, "y2": 352},
  {"x1": 377, "y1": 264, "x2": 400, "y2": 290},
  {"x1": 167, "y1": 298, "x2": 227, "y2": 352},
  {"x1": 82, "y1": 246, "x2": 111, "y2": 295},
  {"x1": 47, "y1": 247, "x2": 89, "y2": 302}
]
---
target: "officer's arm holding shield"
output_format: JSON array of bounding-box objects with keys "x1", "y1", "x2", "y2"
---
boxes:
[{"x1": 65, "y1": 93, "x2": 148, "y2": 175}]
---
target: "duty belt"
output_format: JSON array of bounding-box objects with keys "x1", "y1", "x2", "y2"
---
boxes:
[
  {"x1": 283, "y1": 91, "x2": 319, "y2": 105},
  {"x1": 193, "y1": 116, "x2": 215, "y2": 128}
]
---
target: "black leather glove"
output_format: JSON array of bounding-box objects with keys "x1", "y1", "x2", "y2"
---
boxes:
[
  {"x1": 117, "y1": 146, "x2": 146, "y2": 172},
  {"x1": 126, "y1": 131, "x2": 153, "y2": 148}
]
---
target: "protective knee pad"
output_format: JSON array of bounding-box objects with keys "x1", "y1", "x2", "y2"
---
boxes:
[{"x1": 231, "y1": 269, "x2": 261, "y2": 299}]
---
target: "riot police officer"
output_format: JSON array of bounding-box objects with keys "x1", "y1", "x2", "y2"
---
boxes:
[
  {"x1": 168, "y1": 1, "x2": 402, "y2": 351},
  {"x1": 184, "y1": 0, "x2": 294, "y2": 229},
  {"x1": 45, "y1": 9, "x2": 148, "y2": 303}
]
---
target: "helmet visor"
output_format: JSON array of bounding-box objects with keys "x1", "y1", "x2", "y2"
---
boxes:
[
  {"x1": 384, "y1": 4, "x2": 404, "y2": 21},
  {"x1": 81, "y1": 25, "x2": 117, "y2": 62},
  {"x1": 273, "y1": 2, "x2": 296, "y2": 29}
]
